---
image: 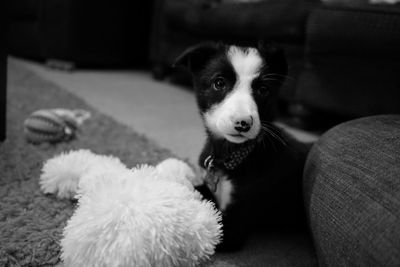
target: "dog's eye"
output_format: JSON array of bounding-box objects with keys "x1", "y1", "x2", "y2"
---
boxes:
[
  {"x1": 256, "y1": 85, "x2": 270, "y2": 96},
  {"x1": 212, "y1": 77, "x2": 226, "y2": 91}
]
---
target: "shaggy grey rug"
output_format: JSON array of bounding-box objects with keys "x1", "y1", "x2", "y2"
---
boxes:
[{"x1": 0, "y1": 62, "x2": 172, "y2": 266}]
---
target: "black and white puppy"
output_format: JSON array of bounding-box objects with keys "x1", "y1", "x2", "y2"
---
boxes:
[{"x1": 175, "y1": 42, "x2": 310, "y2": 251}]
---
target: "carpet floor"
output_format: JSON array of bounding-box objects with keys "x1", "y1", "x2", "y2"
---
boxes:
[{"x1": 0, "y1": 62, "x2": 317, "y2": 267}]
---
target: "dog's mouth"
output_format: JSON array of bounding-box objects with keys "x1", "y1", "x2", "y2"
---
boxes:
[
  {"x1": 228, "y1": 133, "x2": 244, "y2": 138},
  {"x1": 225, "y1": 132, "x2": 253, "y2": 143}
]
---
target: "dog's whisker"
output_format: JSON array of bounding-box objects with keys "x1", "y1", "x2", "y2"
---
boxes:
[
  {"x1": 260, "y1": 132, "x2": 270, "y2": 150},
  {"x1": 263, "y1": 129, "x2": 278, "y2": 152},
  {"x1": 261, "y1": 123, "x2": 287, "y2": 146},
  {"x1": 262, "y1": 127, "x2": 282, "y2": 142},
  {"x1": 259, "y1": 136, "x2": 267, "y2": 150},
  {"x1": 265, "y1": 129, "x2": 287, "y2": 146},
  {"x1": 260, "y1": 127, "x2": 276, "y2": 145}
]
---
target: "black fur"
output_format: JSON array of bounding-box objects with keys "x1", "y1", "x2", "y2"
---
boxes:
[{"x1": 175, "y1": 41, "x2": 310, "y2": 251}]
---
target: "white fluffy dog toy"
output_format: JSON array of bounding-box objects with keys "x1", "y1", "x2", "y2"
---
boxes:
[{"x1": 39, "y1": 150, "x2": 222, "y2": 267}]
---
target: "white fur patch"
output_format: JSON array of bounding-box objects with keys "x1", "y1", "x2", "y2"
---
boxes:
[
  {"x1": 214, "y1": 176, "x2": 234, "y2": 212},
  {"x1": 204, "y1": 46, "x2": 262, "y2": 143},
  {"x1": 227, "y1": 46, "x2": 263, "y2": 79}
]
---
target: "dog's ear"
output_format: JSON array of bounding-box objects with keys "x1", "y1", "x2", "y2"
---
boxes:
[
  {"x1": 257, "y1": 41, "x2": 288, "y2": 76},
  {"x1": 173, "y1": 42, "x2": 220, "y2": 74}
]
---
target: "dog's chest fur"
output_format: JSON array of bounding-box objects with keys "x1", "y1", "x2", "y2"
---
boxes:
[{"x1": 214, "y1": 175, "x2": 233, "y2": 212}]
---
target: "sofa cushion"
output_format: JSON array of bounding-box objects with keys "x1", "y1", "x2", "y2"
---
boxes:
[
  {"x1": 303, "y1": 115, "x2": 400, "y2": 266},
  {"x1": 165, "y1": 0, "x2": 317, "y2": 42},
  {"x1": 305, "y1": 5, "x2": 400, "y2": 59},
  {"x1": 296, "y1": 5, "x2": 400, "y2": 117}
]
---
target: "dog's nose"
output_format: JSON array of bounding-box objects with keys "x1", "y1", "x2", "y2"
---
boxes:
[{"x1": 234, "y1": 116, "x2": 253, "y2": 133}]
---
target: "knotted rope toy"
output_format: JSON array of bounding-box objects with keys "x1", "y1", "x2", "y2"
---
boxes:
[{"x1": 39, "y1": 150, "x2": 222, "y2": 267}]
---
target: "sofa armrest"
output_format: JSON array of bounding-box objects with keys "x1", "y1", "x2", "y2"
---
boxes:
[{"x1": 303, "y1": 115, "x2": 400, "y2": 266}]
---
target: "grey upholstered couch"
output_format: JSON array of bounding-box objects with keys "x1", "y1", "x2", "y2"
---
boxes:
[{"x1": 304, "y1": 115, "x2": 400, "y2": 266}]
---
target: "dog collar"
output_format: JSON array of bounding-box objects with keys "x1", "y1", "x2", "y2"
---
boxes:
[
  {"x1": 202, "y1": 141, "x2": 255, "y2": 192},
  {"x1": 203, "y1": 140, "x2": 256, "y2": 171}
]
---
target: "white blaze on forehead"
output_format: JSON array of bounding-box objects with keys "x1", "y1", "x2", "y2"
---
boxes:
[
  {"x1": 227, "y1": 46, "x2": 263, "y2": 79},
  {"x1": 226, "y1": 46, "x2": 263, "y2": 108}
]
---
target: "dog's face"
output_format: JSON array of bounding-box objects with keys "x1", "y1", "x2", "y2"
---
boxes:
[{"x1": 175, "y1": 42, "x2": 287, "y2": 144}]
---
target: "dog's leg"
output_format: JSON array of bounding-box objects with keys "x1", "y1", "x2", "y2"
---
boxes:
[
  {"x1": 195, "y1": 183, "x2": 248, "y2": 251},
  {"x1": 216, "y1": 204, "x2": 249, "y2": 251}
]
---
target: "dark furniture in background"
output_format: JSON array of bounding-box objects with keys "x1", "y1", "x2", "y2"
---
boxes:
[
  {"x1": 7, "y1": 0, "x2": 153, "y2": 68},
  {"x1": 297, "y1": 3, "x2": 400, "y2": 123}
]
